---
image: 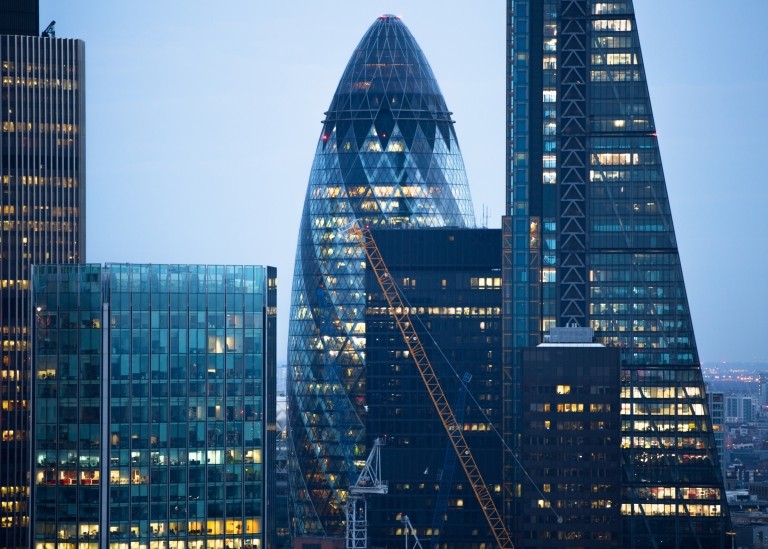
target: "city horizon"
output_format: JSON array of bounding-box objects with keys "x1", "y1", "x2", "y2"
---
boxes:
[{"x1": 34, "y1": 0, "x2": 768, "y2": 365}]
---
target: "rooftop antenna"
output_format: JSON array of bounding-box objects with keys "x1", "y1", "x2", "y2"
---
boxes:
[
  {"x1": 481, "y1": 204, "x2": 489, "y2": 228},
  {"x1": 41, "y1": 21, "x2": 56, "y2": 38}
]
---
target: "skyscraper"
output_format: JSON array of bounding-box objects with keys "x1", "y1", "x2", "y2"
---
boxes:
[
  {"x1": 0, "y1": 0, "x2": 39, "y2": 36},
  {"x1": 518, "y1": 331, "x2": 622, "y2": 547},
  {"x1": 1, "y1": 5, "x2": 85, "y2": 546},
  {"x1": 30, "y1": 263, "x2": 276, "y2": 548},
  {"x1": 364, "y1": 228, "x2": 503, "y2": 548},
  {"x1": 287, "y1": 15, "x2": 475, "y2": 538},
  {"x1": 504, "y1": 1, "x2": 729, "y2": 546}
]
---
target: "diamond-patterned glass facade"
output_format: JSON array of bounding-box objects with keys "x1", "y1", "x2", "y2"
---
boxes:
[
  {"x1": 287, "y1": 15, "x2": 475, "y2": 537},
  {"x1": 505, "y1": 1, "x2": 730, "y2": 546}
]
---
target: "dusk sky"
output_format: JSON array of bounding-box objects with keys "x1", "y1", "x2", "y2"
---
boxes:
[{"x1": 39, "y1": 1, "x2": 768, "y2": 365}]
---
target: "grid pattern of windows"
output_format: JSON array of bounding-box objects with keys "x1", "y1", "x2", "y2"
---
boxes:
[
  {"x1": 520, "y1": 346, "x2": 622, "y2": 548},
  {"x1": 0, "y1": 34, "x2": 85, "y2": 549},
  {"x1": 30, "y1": 264, "x2": 276, "y2": 549},
  {"x1": 505, "y1": 1, "x2": 729, "y2": 546},
  {"x1": 287, "y1": 15, "x2": 475, "y2": 538},
  {"x1": 364, "y1": 229, "x2": 502, "y2": 548}
]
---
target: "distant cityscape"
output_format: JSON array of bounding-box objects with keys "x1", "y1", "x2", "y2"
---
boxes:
[{"x1": 1, "y1": 1, "x2": 756, "y2": 549}]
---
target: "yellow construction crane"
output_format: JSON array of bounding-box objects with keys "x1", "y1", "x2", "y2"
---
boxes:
[{"x1": 349, "y1": 223, "x2": 515, "y2": 549}]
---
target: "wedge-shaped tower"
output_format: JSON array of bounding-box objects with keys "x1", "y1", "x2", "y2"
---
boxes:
[
  {"x1": 504, "y1": 1, "x2": 729, "y2": 547},
  {"x1": 287, "y1": 15, "x2": 475, "y2": 537}
]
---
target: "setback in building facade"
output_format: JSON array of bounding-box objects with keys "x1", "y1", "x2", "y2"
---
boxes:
[
  {"x1": 504, "y1": 1, "x2": 730, "y2": 546},
  {"x1": 30, "y1": 264, "x2": 276, "y2": 549},
  {"x1": 1, "y1": 7, "x2": 86, "y2": 547}
]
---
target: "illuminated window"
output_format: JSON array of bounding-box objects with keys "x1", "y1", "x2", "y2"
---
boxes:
[{"x1": 593, "y1": 19, "x2": 632, "y2": 32}]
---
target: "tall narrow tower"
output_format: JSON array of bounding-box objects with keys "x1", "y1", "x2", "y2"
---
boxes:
[
  {"x1": 287, "y1": 15, "x2": 475, "y2": 538},
  {"x1": 0, "y1": 4, "x2": 85, "y2": 546},
  {"x1": 504, "y1": 1, "x2": 729, "y2": 547}
]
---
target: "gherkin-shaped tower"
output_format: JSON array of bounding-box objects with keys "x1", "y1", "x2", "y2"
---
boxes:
[{"x1": 287, "y1": 15, "x2": 475, "y2": 537}]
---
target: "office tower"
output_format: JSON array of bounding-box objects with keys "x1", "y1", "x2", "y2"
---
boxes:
[
  {"x1": 707, "y1": 390, "x2": 725, "y2": 473},
  {"x1": 725, "y1": 395, "x2": 755, "y2": 424},
  {"x1": 504, "y1": 1, "x2": 729, "y2": 546},
  {"x1": 364, "y1": 228, "x2": 502, "y2": 548},
  {"x1": 759, "y1": 373, "x2": 768, "y2": 408},
  {"x1": 1, "y1": 6, "x2": 85, "y2": 546},
  {"x1": 519, "y1": 329, "x2": 622, "y2": 547},
  {"x1": 0, "y1": 0, "x2": 39, "y2": 36},
  {"x1": 30, "y1": 264, "x2": 276, "y2": 549},
  {"x1": 287, "y1": 14, "x2": 476, "y2": 538}
]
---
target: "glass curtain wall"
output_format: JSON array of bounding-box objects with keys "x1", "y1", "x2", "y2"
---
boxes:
[{"x1": 287, "y1": 15, "x2": 476, "y2": 537}]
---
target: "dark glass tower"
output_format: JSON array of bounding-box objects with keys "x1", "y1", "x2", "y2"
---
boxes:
[
  {"x1": 1, "y1": 5, "x2": 85, "y2": 546},
  {"x1": 288, "y1": 15, "x2": 475, "y2": 538},
  {"x1": 364, "y1": 228, "x2": 503, "y2": 548},
  {"x1": 0, "y1": 0, "x2": 39, "y2": 36},
  {"x1": 504, "y1": 1, "x2": 729, "y2": 547}
]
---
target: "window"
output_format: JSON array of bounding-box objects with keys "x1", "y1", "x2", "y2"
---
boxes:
[{"x1": 593, "y1": 19, "x2": 632, "y2": 32}]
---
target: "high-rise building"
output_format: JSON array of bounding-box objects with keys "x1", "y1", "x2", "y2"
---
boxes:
[
  {"x1": 758, "y1": 373, "x2": 768, "y2": 408},
  {"x1": 30, "y1": 264, "x2": 276, "y2": 549},
  {"x1": 0, "y1": 0, "x2": 39, "y2": 36},
  {"x1": 504, "y1": 1, "x2": 729, "y2": 546},
  {"x1": 287, "y1": 15, "x2": 476, "y2": 538},
  {"x1": 707, "y1": 390, "x2": 726, "y2": 473},
  {"x1": 364, "y1": 228, "x2": 502, "y2": 548},
  {"x1": 1, "y1": 4, "x2": 85, "y2": 546},
  {"x1": 518, "y1": 329, "x2": 622, "y2": 547},
  {"x1": 725, "y1": 394, "x2": 755, "y2": 424}
]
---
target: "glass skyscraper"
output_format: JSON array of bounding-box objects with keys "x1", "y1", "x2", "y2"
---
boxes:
[
  {"x1": 504, "y1": 1, "x2": 729, "y2": 546},
  {"x1": 30, "y1": 263, "x2": 276, "y2": 549},
  {"x1": 1, "y1": 7, "x2": 85, "y2": 547},
  {"x1": 287, "y1": 15, "x2": 475, "y2": 537}
]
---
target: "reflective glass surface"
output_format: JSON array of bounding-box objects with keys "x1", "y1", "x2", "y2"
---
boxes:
[
  {"x1": 30, "y1": 264, "x2": 276, "y2": 549},
  {"x1": 287, "y1": 15, "x2": 475, "y2": 537},
  {"x1": 505, "y1": 1, "x2": 729, "y2": 546}
]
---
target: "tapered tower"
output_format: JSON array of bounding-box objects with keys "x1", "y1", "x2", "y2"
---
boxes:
[
  {"x1": 504, "y1": 1, "x2": 729, "y2": 547},
  {"x1": 287, "y1": 14, "x2": 475, "y2": 537}
]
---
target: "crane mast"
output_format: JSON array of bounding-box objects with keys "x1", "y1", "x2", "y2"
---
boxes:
[
  {"x1": 346, "y1": 438, "x2": 388, "y2": 549},
  {"x1": 350, "y1": 224, "x2": 515, "y2": 549},
  {"x1": 401, "y1": 515, "x2": 424, "y2": 549}
]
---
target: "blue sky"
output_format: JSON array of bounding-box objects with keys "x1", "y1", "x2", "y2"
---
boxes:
[{"x1": 40, "y1": 1, "x2": 768, "y2": 365}]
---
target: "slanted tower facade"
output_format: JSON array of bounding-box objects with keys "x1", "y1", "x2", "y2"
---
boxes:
[{"x1": 504, "y1": 1, "x2": 729, "y2": 547}]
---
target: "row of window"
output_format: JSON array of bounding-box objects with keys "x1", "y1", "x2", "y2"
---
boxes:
[{"x1": 2, "y1": 175, "x2": 78, "y2": 187}]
